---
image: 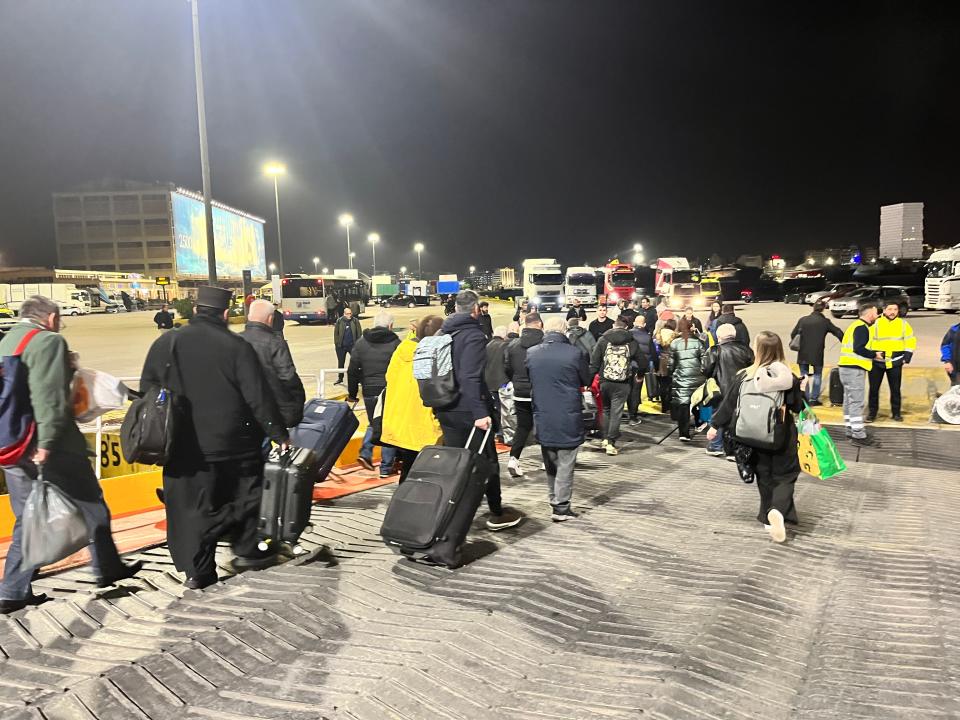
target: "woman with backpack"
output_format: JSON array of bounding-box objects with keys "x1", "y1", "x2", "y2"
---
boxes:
[
  {"x1": 668, "y1": 317, "x2": 707, "y2": 441},
  {"x1": 707, "y1": 331, "x2": 807, "y2": 543}
]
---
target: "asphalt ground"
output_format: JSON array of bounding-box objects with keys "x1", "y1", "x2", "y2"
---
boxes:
[{"x1": 61, "y1": 298, "x2": 956, "y2": 378}]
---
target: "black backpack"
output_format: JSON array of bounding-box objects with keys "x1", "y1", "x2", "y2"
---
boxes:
[{"x1": 120, "y1": 334, "x2": 181, "y2": 465}]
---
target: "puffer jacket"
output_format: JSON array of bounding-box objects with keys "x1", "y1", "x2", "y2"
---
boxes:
[
  {"x1": 381, "y1": 334, "x2": 443, "y2": 451},
  {"x1": 347, "y1": 326, "x2": 401, "y2": 398},
  {"x1": 668, "y1": 334, "x2": 707, "y2": 405},
  {"x1": 567, "y1": 325, "x2": 596, "y2": 358},
  {"x1": 504, "y1": 328, "x2": 544, "y2": 400},
  {"x1": 630, "y1": 327, "x2": 654, "y2": 369},
  {"x1": 702, "y1": 340, "x2": 754, "y2": 398}
]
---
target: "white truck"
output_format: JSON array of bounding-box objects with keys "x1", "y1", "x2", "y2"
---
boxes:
[
  {"x1": 564, "y1": 266, "x2": 598, "y2": 307},
  {"x1": 924, "y1": 243, "x2": 960, "y2": 312},
  {"x1": 0, "y1": 283, "x2": 94, "y2": 316},
  {"x1": 521, "y1": 258, "x2": 564, "y2": 313}
]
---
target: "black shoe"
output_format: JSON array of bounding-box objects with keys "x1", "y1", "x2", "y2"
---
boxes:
[
  {"x1": 184, "y1": 574, "x2": 218, "y2": 590},
  {"x1": 892, "y1": 414, "x2": 903, "y2": 422},
  {"x1": 866, "y1": 414, "x2": 876, "y2": 423},
  {"x1": 97, "y1": 560, "x2": 144, "y2": 588},
  {"x1": 808, "y1": 400, "x2": 822, "y2": 407},
  {"x1": 0, "y1": 593, "x2": 49, "y2": 614},
  {"x1": 231, "y1": 552, "x2": 280, "y2": 573},
  {"x1": 551, "y1": 507, "x2": 579, "y2": 522},
  {"x1": 851, "y1": 435, "x2": 880, "y2": 448}
]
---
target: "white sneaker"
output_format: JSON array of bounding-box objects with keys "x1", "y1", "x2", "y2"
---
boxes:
[
  {"x1": 539, "y1": 462, "x2": 546, "y2": 470},
  {"x1": 605, "y1": 444, "x2": 619, "y2": 456},
  {"x1": 596, "y1": 438, "x2": 609, "y2": 450},
  {"x1": 766, "y1": 509, "x2": 786, "y2": 543},
  {"x1": 507, "y1": 457, "x2": 524, "y2": 478}
]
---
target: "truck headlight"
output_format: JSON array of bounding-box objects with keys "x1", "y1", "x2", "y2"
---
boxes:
[
  {"x1": 558, "y1": 295, "x2": 565, "y2": 305},
  {"x1": 609, "y1": 292, "x2": 619, "y2": 302}
]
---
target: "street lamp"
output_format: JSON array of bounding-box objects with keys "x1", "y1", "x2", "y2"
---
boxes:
[
  {"x1": 413, "y1": 242, "x2": 424, "y2": 280},
  {"x1": 633, "y1": 243, "x2": 643, "y2": 252},
  {"x1": 268, "y1": 262, "x2": 277, "y2": 276},
  {"x1": 322, "y1": 267, "x2": 329, "y2": 274},
  {"x1": 338, "y1": 213, "x2": 354, "y2": 269},
  {"x1": 368, "y1": 232, "x2": 380, "y2": 276},
  {"x1": 263, "y1": 162, "x2": 286, "y2": 275},
  {"x1": 399, "y1": 266, "x2": 407, "y2": 277},
  {"x1": 312, "y1": 256, "x2": 319, "y2": 274},
  {"x1": 469, "y1": 265, "x2": 476, "y2": 274}
]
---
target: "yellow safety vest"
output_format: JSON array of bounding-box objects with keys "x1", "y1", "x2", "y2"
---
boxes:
[
  {"x1": 839, "y1": 319, "x2": 872, "y2": 371},
  {"x1": 868, "y1": 316, "x2": 916, "y2": 369}
]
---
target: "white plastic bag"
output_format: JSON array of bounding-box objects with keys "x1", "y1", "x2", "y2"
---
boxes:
[
  {"x1": 20, "y1": 475, "x2": 89, "y2": 570},
  {"x1": 73, "y1": 368, "x2": 126, "y2": 422}
]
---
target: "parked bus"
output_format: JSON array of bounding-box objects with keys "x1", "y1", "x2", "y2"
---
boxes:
[{"x1": 271, "y1": 274, "x2": 369, "y2": 324}]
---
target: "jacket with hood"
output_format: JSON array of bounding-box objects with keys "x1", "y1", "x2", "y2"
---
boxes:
[
  {"x1": 589, "y1": 328, "x2": 643, "y2": 381},
  {"x1": 347, "y1": 326, "x2": 401, "y2": 399},
  {"x1": 526, "y1": 332, "x2": 592, "y2": 448},
  {"x1": 504, "y1": 327, "x2": 544, "y2": 400},
  {"x1": 655, "y1": 327, "x2": 676, "y2": 376},
  {"x1": 567, "y1": 324, "x2": 597, "y2": 358},
  {"x1": 713, "y1": 313, "x2": 750, "y2": 346},
  {"x1": 241, "y1": 320, "x2": 306, "y2": 427},
  {"x1": 484, "y1": 336, "x2": 509, "y2": 391},
  {"x1": 790, "y1": 311, "x2": 843, "y2": 368},
  {"x1": 711, "y1": 362, "x2": 803, "y2": 465},
  {"x1": 702, "y1": 339, "x2": 755, "y2": 398},
  {"x1": 667, "y1": 334, "x2": 707, "y2": 405},
  {"x1": 381, "y1": 334, "x2": 443, "y2": 451},
  {"x1": 440, "y1": 312, "x2": 492, "y2": 420}
]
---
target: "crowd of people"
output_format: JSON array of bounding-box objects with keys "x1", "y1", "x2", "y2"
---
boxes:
[{"x1": 0, "y1": 286, "x2": 953, "y2": 612}]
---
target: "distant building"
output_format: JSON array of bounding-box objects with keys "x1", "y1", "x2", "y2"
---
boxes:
[
  {"x1": 53, "y1": 180, "x2": 267, "y2": 284},
  {"x1": 879, "y1": 202, "x2": 923, "y2": 260}
]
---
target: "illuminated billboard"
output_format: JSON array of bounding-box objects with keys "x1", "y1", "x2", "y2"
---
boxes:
[{"x1": 171, "y1": 190, "x2": 267, "y2": 280}]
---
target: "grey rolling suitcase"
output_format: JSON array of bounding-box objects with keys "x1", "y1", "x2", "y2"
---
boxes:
[{"x1": 258, "y1": 446, "x2": 320, "y2": 555}]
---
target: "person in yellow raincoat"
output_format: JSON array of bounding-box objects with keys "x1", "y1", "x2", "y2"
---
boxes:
[{"x1": 381, "y1": 315, "x2": 445, "y2": 481}]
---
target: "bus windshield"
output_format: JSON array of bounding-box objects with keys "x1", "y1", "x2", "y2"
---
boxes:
[{"x1": 566, "y1": 273, "x2": 595, "y2": 285}]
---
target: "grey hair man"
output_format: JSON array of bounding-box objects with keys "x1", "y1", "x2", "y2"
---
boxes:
[
  {"x1": 0, "y1": 296, "x2": 140, "y2": 613},
  {"x1": 241, "y1": 299, "x2": 306, "y2": 428},
  {"x1": 347, "y1": 309, "x2": 401, "y2": 476}
]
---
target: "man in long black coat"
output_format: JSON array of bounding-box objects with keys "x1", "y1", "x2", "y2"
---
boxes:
[
  {"x1": 790, "y1": 300, "x2": 843, "y2": 405},
  {"x1": 140, "y1": 287, "x2": 289, "y2": 589}
]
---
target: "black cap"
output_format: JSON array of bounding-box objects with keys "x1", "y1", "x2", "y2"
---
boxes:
[{"x1": 196, "y1": 286, "x2": 232, "y2": 311}]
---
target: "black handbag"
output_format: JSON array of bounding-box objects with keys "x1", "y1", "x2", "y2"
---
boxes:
[{"x1": 120, "y1": 334, "x2": 181, "y2": 465}]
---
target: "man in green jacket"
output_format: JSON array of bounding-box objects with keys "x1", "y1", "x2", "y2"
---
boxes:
[
  {"x1": 333, "y1": 306, "x2": 362, "y2": 385},
  {"x1": 0, "y1": 296, "x2": 140, "y2": 613}
]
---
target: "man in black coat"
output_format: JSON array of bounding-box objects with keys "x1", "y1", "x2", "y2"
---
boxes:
[
  {"x1": 714, "y1": 304, "x2": 750, "y2": 346},
  {"x1": 484, "y1": 326, "x2": 509, "y2": 441},
  {"x1": 503, "y1": 312, "x2": 544, "y2": 478},
  {"x1": 790, "y1": 300, "x2": 843, "y2": 405},
  {"x1": 639, "y1": 297, "x2": 658, "y2": 334},
  {"x1": 439, "y1": 290, "x2": 524, "y2": 531},
  {"x1": 526, "y1": 317, "x2": 592, "y2": 522},
  {"x1": 241, "y1": 299, "x2": 306, "y2": 428},
  {"x1": 140, "y1": 287, "x2": 289, "y2": 589},
  {"x1": 701, "y1": 322, "x2": 755, "y2": 456},
  {"x1": 347, "y1": 312, "x2": 401, "y2": 476},
  {"x1": 627, "y1": 315, "x2": 655, "y2": 422},
  {"x1": 477, "y1": 301, "x2": 494, "y2": 339},
  {"x1": 153, "y1": 303, "x2": 174, "y2": 329},
  {"x1": 566, "y1": 298, "x2": 587, "y2": 322},
  {"x1": 333, "y1": 306, "x2": 362, "y2": 385}
]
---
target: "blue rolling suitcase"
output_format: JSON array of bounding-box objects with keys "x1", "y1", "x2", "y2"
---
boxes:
[{"x1": 289, "y1": 399, "x2": 360, "y2": 482}]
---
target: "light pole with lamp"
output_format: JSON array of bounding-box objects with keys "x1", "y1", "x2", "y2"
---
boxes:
[
  {"x1": 268, "y1": 262, "x2": 277, "y2": 277},
  {"x1": 399, "y1": 266, "x2": 407, "y2": 280},
  {"x1": 338, "y1": 213, "x2": 354, "y2": 269},
  {"x1": 263, "y1": 162, "x2": 286, "y2": 275},
  {"x1": 414, "y1": 242, "x2": 424, "y2": 279},
  {"x1": 367, "y1": 233, "x2": 380, "y2": 276},
  {"x1": 322, "y1": 267, "x2": 329, "y2": 274},
  {"x1": 312, "y1": 257, "x2": 320, "y2": 274}
]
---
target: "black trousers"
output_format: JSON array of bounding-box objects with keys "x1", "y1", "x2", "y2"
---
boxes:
[
  {"x1": 658, "y1": 376, "x2": 672, "y2": 414},
  {"x1": 436, "y1": 410, "x2": 502, "y2": 515},
  {"x1": 335, "y1": 345, "x2": 352, "y2": 382},
  {"x1": 163, "y1": 456, "x2": 265, "y2": 579},
  {"x1": 672, "y1": 402, "x2": 691, "y2": 439},
  {"x1": 868, "y1": 363, "x2": 903, "y2": 416},
  {"x1": 510, "y1": 401, "x2": 534, "y2": 460},
  {"x1": 753, "y1": 450, "x2": 800, "y2": 526},
  {"x1": 627, "y1": 376, "x2": 641, "y2": 418},
  {"x1": 395, "y1": 448, "x2": 420, "y2": 484}
]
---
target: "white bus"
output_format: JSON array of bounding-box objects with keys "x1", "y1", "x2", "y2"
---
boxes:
[
  {"x1": 564, "y1": 266, "x2": 598, "y2": 307},
  {"x1": 274, "y1": 275, "x2": 370, "y2": 324}
]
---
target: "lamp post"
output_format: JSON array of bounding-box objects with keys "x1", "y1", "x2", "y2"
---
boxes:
[
  {"x1": 338, "y1": 213, "x2": 354, "y2": 269},
  {"x1": 349, "y1": 251, "x2": 356, "y2": 268},
  {"x1": 263, "y1": 162, "x2": 286, "y2": 275},
  {"x1": 268, "y1": 262, "x2": 277, "y2": 277},
  {"x1": 322, "y1": 267, "x2": 329, "y2": 274},
  {"x1": 189, "y1": 0, "x2": 217, "y2": 282},
  {"x1": 399, "y1": 266, "x2": 407, "y2": 280},
  {"x1": 367, "y1": 232, "x2": 380, "y2": 276},
  {"x1": 414, "y1": 242, "x2": 424, "y2": 280},
  {"x1": 312, "y1": 257, "x2": 319, "y2": 274}
]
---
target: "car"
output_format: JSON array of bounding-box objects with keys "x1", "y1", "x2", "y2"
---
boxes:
[
  {"x1": 828, "y1": 286, "x2": 910, "y2": 318},
  {"x1": 781, "y1": 277, "x2": 827, "y2": 304},
  {"x1": 740, "y1": 277, "x2": 784, "y2": 303},
  {"x1": 380, "y1": 293, "x2": 431, "y2": 309},
  {"x1": 58, "y1": 301, "x2": 88, "y2": 316},
  {"x1": 805, "y1": 282, "x2": 862, "y2": 305},
  {"x1": 887, "y1": 285, "x2": 925, "y2": 310}
]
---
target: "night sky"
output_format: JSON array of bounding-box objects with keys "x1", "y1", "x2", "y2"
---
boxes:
[{"x1": 1, "y1": 1, "x2": 958, "y2": 275}]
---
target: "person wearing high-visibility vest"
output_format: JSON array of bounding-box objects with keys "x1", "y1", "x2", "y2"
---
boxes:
[
  {"x1": 837, "y1": 300, "x2": 880, "y2": 447},
  {"x1": 867, "y1": 302, "x2": 916, "y2": 422}
]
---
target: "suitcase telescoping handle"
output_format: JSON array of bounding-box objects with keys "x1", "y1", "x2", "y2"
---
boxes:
[{"x1": 464, "y1": 426, "x2": 492, "y2": 455}]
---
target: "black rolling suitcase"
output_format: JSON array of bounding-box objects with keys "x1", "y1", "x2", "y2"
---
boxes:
[
  {"x1": 258, "y1": 446, "x2": 320, "y2": 555},
  {"x1": 379, "y1": 428, "x2": 490, "y2": 568},
  {"x1": 289, "y1": 399, "x2": 360, "y2": 481},
  {"x1": 829, "y1": 368, "x2": 844, "y2": 406}
]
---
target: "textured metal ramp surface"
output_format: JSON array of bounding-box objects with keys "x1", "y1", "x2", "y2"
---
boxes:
[{"x1": 0, "y1": 428, "x2": 958, "y2": 719}]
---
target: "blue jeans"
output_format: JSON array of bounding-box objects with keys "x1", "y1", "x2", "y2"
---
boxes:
[
  {"x1": 1, "y1": 454, "x2": 124, "y2": 601},
  {"x1": 708, "y1": 426, "x2": 724, "y2": 453},
  {"x1": 800, "y1": 364, "x2": 823, "y2": 402},
  {"x1": 359, "y1": 395, "x2": 396, "y2": 473}
]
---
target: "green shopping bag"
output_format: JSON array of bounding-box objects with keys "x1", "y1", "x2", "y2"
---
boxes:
[{"x1": 796, "y1": 403, "x2": 847, "y2": 480}]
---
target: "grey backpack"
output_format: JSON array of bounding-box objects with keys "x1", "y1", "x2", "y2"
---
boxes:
[{"x1": 732, "y1": 370, "x2": 787, "y2": 451}]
